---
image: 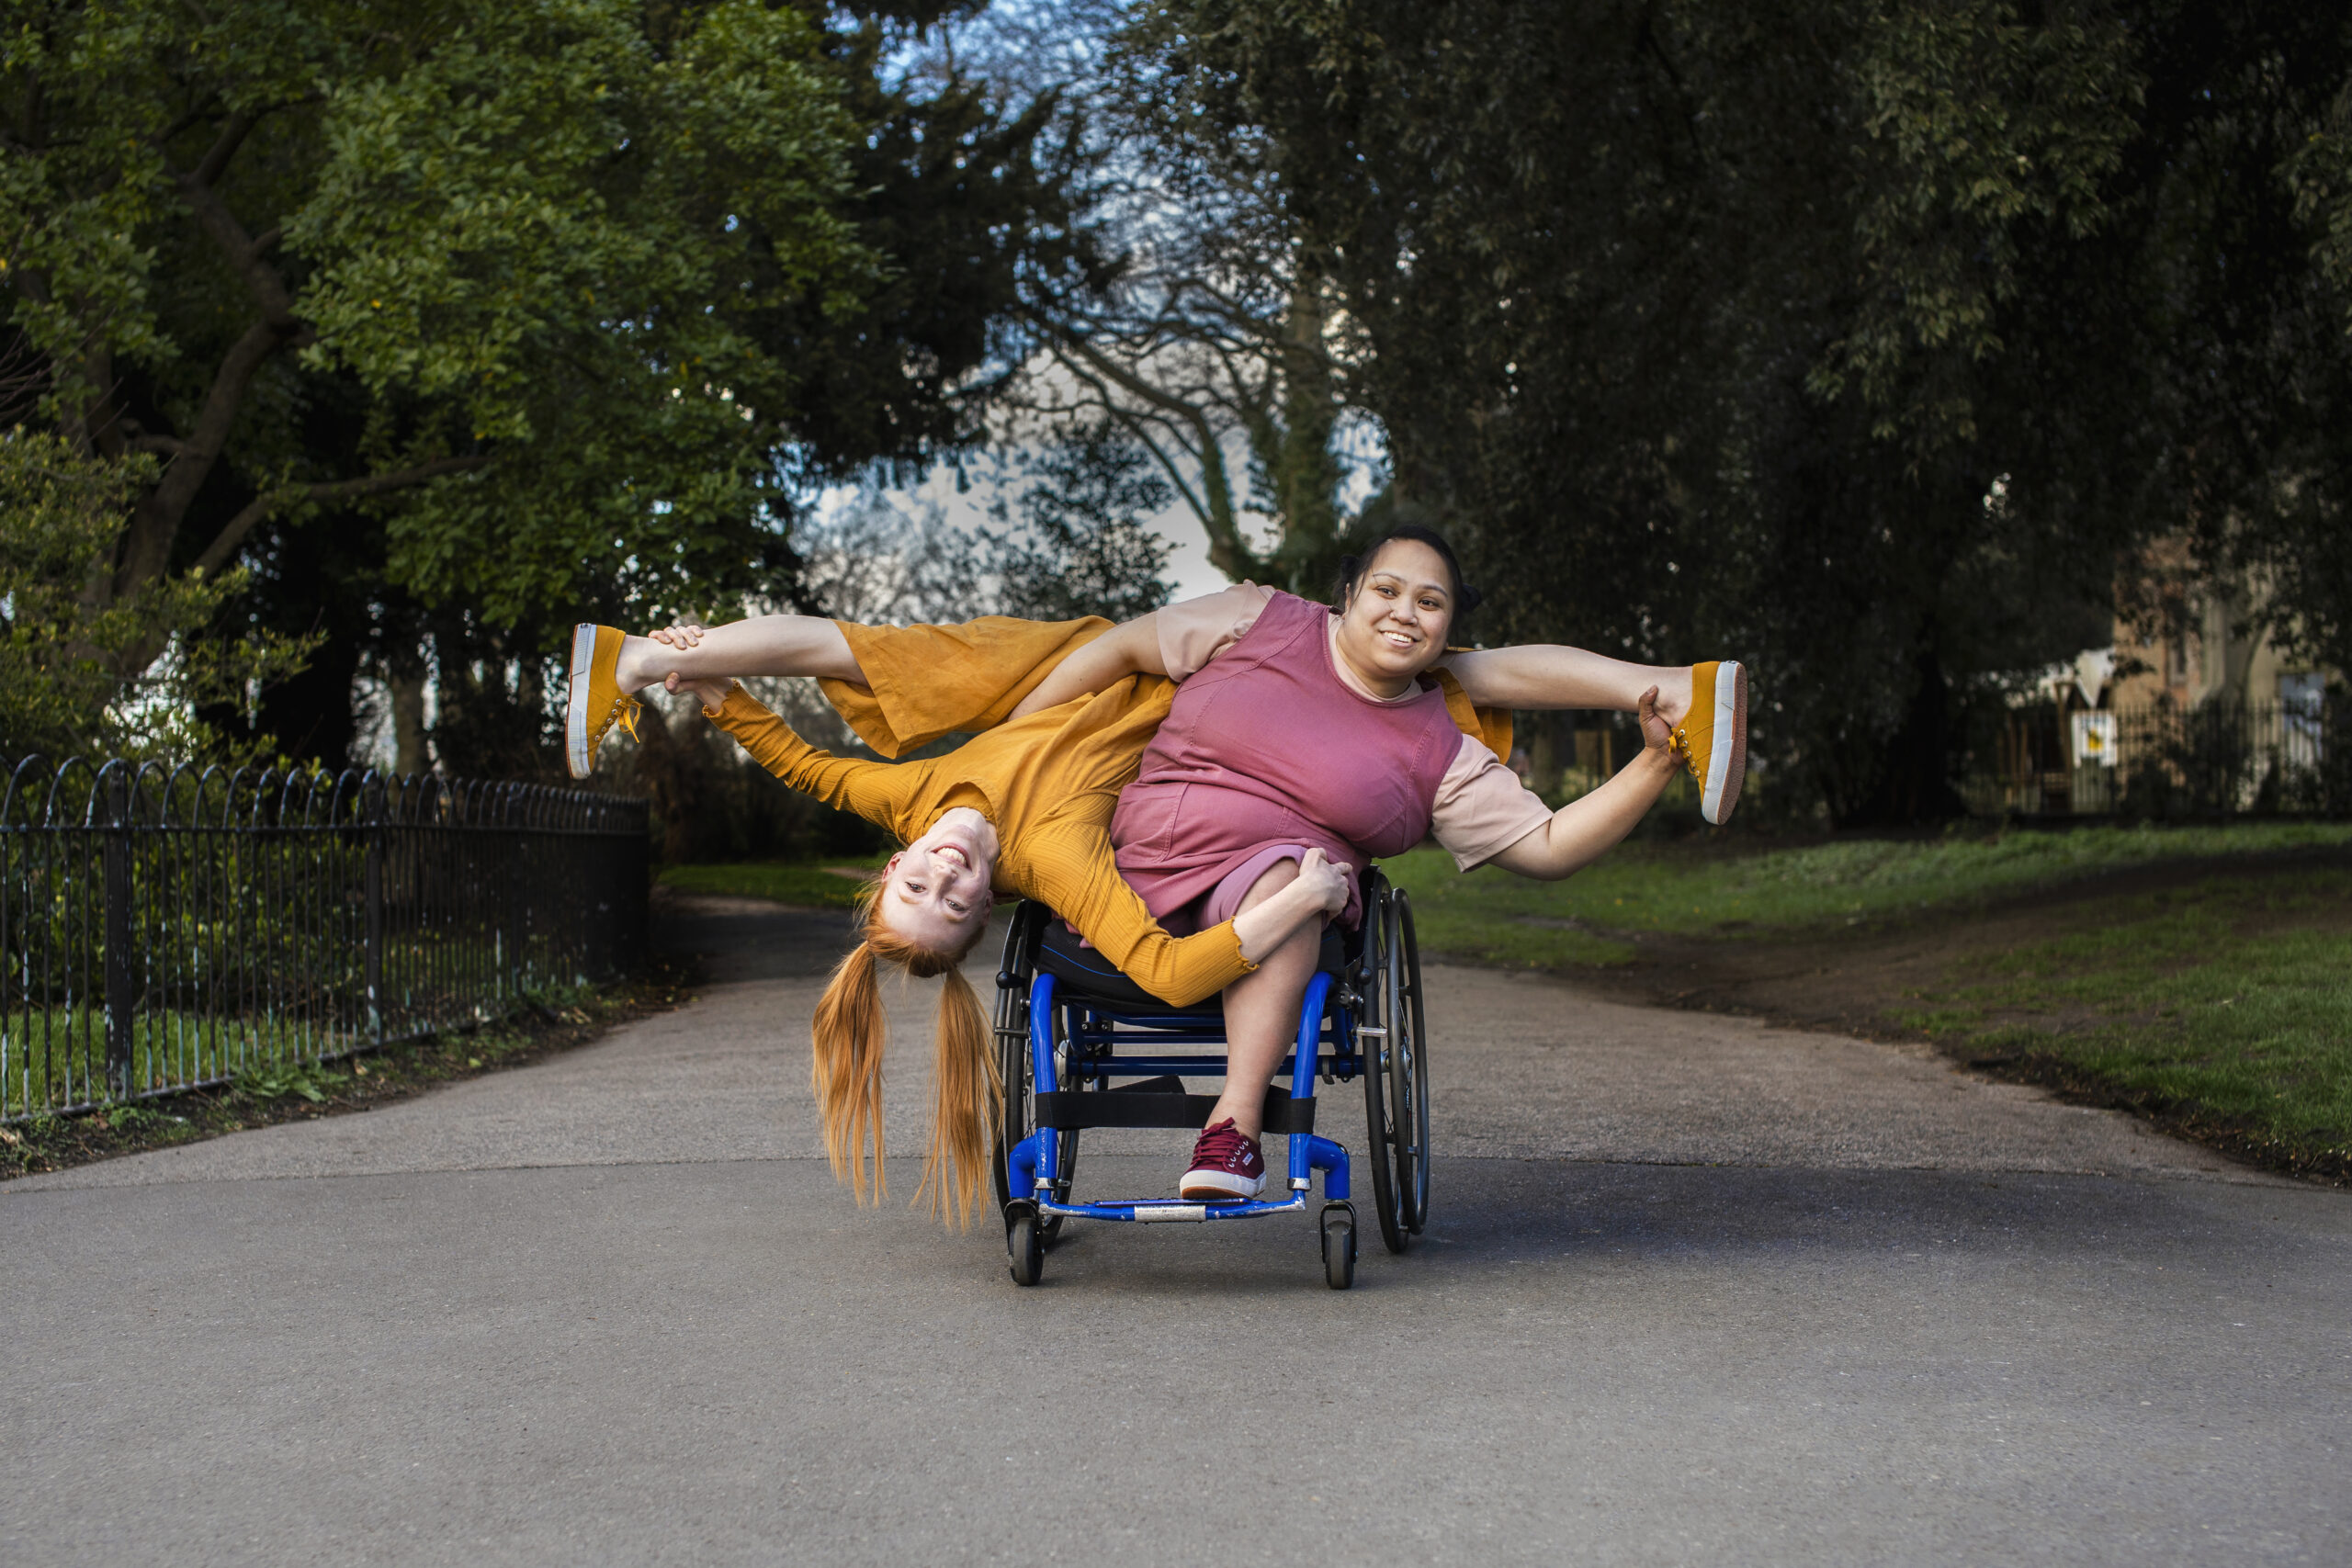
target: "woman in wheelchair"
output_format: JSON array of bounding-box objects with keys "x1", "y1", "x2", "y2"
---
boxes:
[
  {"x1": 994, "y1": 525, "x2": 1691, "y2": 1200},
  {"x1": 566, "y1": 525, "x2": 1742, "y2": 1213}
]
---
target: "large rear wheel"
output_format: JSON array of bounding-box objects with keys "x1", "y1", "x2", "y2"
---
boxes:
[
  {"x1": 1388, "y1": 888, "x2": 1432, "y2": 1235},
  {"x1": 1359, "y1": 881, "x2": 1408, "y2": 1255}
]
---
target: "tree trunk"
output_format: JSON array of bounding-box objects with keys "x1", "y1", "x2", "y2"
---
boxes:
[
  {"x1": 1834, "y1": 650, "x2": 1968, "y2": 826},
  {"x1": 1269, "y1": 274, "x2": 1343, "y2": 593},
  {"x1": 390, "y1": 665, "x2": 429, "y2": 779}
]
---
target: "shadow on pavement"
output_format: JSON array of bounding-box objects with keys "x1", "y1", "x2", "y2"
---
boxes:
[{"x1": 650, "y1": 888, "x2": 862, "y2": 984}]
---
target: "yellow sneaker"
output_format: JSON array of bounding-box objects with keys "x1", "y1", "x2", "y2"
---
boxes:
[
  {"x1": 1670, "y1": 660, "x2": 1747, "y2": 825},
  {"x1": 565, "y1": 623, "x2": 641, "y2": 779}
]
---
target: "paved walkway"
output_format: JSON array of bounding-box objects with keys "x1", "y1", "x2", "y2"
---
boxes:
[{"x1": 5, "y1": 896, "x2": 2345, "y2": 1565}]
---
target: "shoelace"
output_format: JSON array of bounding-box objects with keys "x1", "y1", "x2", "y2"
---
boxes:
[
  {"x1": 1668, "y1": 724, "x2": 1702, "y2": 779},
  {"x1": 606, "y1": 692, "x2": 643, "y2": 745}
]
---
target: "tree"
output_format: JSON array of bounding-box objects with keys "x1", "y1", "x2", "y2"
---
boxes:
[
  {"x1": 1116, "y1": 0, "x2": 2352, "y2": 821},
  {"x1": 3, "y1": 0, "x2": 1096, "y2": 772},
  {"x1": 0, "y1": 431, "x2": 306, "y2": 761}
]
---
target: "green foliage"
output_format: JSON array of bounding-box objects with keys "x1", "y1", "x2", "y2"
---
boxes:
[
  {"x1": 0, "y1": 432, "x2": 311, "y2": 760},
  {"x1": 286, "y1": 0, "x2": 866, "y2": 624},
  {"x1": 1117, "y1": 1, "x2": 2352, "y2": 822},
  {"x1": 235, "y1": 1060, "x2": 351, "y2": 1103},
  {"x1": 0, "y1": 1002, "x2": 334, "y2": 1114},
  {"x1": 3, "y1": 1, "x2": 1092, "y2": 773}
]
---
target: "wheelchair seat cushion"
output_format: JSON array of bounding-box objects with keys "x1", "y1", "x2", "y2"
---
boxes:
[{"x1": 1034, "y1": 918, "x2": 1345, "y2": 1012}]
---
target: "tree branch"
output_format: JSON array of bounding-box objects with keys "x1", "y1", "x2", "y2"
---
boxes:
[
  {"x1": 1051, "y1": 342, "x2": 1257, "y2": 579},
  {"x1": 109, "y1": 120, "x2": 318, "y2": 599},
  {"x1": 194, "y1": 456, "x2": 495, "y2": 578},
  {"x1": 167, "y1": 117, "x2": 304, "y2": 329},
  {"x1": 187, "y1": 109, "x2": 256, "y2": 189}
]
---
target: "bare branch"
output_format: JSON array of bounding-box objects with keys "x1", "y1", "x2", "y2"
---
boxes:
[
  {"x1": 1046, "y1": 337, "x2": 1257, "y2": 579},
  {"x1": 193, "y1": 456, "x2": 494, "y2": 578}
]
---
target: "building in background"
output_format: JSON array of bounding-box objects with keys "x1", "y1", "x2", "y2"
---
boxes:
[{"x1": 1973, "y1": 551, "x2": 2340, "y2": 818}]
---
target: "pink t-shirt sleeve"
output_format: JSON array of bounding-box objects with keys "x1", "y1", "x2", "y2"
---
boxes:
[
  {"x1": 1154, "y1": 583, "x2": 1276, "y2": 681},
  {"x1": 1430, "y1": 734, "x2": 1555, "y2": 871}
]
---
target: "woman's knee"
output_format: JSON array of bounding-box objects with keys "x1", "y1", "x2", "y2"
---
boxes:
[{"x1": 1233, "y1": 856, "x2": 1303, "y2": 912}]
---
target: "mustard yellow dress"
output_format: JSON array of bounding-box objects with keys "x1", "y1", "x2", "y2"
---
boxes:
[{"x1": 704, "y1": 615, "x2": 1513, "y2": 1008}]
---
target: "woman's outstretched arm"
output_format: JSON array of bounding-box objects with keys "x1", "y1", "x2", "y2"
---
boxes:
[
  {"x1": 675, "y1": 677, "x2": 923, "y2": 835},
  {"x1": 1485, "y1": 687, "x2": 1680, "y2": 880},
  {"x1": 1004, "y1": 613, "x2": 1166, "y2": 719},
  {"x1": 999, "y1": 598, "x2": 1701, "y2": 729}
]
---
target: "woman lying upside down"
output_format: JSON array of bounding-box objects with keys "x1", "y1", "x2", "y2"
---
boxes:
[{"x1": 565, "y1": 524, "x2": 1746, "y2": 1214}]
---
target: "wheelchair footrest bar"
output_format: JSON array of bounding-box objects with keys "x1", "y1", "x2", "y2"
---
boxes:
[
  {"x1": 1035, "y1": 1194, "x2": 1308, "y2": 1223},
  {"x1": 1034, "y1": 1088, "x2": 1317, "y2": 1134}
]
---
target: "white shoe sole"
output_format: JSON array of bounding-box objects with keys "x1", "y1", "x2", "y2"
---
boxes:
[
  {"x1": 1702, "y1": 660, "x2": 1747, "y2": 826},
  {"x1": 564, "y1": 623, "x2": 597, "y2": 780},
  {"x1": 1179, "y1": 1169, "x2": 1265, "y2": 1201}
]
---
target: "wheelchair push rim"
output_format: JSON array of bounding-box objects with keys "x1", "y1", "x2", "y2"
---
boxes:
[{"x1": 991, "y1": 905, "x2": 1079, "y2": 1237}]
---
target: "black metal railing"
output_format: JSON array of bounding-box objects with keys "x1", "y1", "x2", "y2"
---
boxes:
[
  {"x1": 1964, "y1": 697, "x2": 2349, "y2": 818},
  {"x1": 0, "y1": 758, "x2": 649, "y2": 1122}
]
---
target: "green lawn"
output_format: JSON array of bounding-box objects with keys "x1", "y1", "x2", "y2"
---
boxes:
[
  {"x1": 1384, "y1": 820, "x2": 2352, "y2": 968},
  {"x1": 3, "y1": 1009, "x2": 345, "y2": 1120},
  {"x1": 1894, "y1": 868, "x2": 2352, "y2": 1173},
  {"x1": 659, "y1": 856, "x2": 887, "y2": 908}
]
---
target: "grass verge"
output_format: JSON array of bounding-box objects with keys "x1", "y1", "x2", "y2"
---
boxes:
[
  {"x1": 1388, "y1": 824, "x2": 2352, "y2": 1180},
  {"x1": 658, "y1": 857, "x2": 885, "y2": 908},
  {"x1": 1385, "y1": 820, "x2": 2352, "y2": 965},
  {"x1": 0, "y1": 960, "x2": 695, "y2": 1181},
  {"x1": 1890, "y1": 868, "x2": 2352, "y2": 1180}
]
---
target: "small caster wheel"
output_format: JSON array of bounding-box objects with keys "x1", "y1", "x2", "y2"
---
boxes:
[
  {"x1": 1005, "y1": 1201, "x2": 1045, "y2": 1286},
  {"x1": 1320, "y1": 1201, "x2": 1356, "y2": 1291}
]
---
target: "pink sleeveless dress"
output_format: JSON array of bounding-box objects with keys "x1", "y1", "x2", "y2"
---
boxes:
[{"x1": 1110, "y1": 591, "x2": 1461, "y2": 931}]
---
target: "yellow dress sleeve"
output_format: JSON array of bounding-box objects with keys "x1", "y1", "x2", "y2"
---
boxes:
[
  {"x1": 703, "y1": 686, "x2": 928, "y2": 840},
  {"x1": 1011, "y1": 818, "x2": 1255, "y2": 1007}
]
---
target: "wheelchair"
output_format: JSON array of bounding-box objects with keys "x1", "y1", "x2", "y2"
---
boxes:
[{"x1": 990, "y1": 867, "x2": 1430, "y2": 1290}]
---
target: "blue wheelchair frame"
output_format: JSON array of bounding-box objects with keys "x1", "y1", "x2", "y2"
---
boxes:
[
  {"x1": 1003, "y1": 966, "x2": 1353, "y2": 1225},
  {"x1": 993, "y1": 867, "x2": 1428, "y2": 1288}
]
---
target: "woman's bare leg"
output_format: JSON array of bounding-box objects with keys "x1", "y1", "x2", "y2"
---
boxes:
[
  {"x1": 614, "y1": 615, "x2": 863, "y2": 690},
  {"x1": 1204, "y1": 859, "x2": 1324, "y2": 1142},
  {"x1": 1439, "y1": 646, "x2": 1695, "y2": 726}
]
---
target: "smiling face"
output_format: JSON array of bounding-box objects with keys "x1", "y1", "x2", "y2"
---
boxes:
[
  {"x1": 873, "y1": 807, "x2": 998, "y2": 956},
  {"x1": 1330, "y1": 538, "x2": 1457, "y2": 694}
]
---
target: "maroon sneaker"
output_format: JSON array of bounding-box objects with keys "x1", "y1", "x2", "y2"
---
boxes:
[{"x1": 1180, "y1": 1118, "x2": 1266, "y2": 1200}]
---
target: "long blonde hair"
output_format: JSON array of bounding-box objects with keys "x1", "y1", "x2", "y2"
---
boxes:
[{"x1": 808, "y1": 875, "x2": 1001, "y2": 1226}]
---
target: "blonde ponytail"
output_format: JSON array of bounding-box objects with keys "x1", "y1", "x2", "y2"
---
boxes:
[
  {"x1": 810, "y1": 939, "x2": 889, "y2": 1201},
  {"x1": 915, "y1": 964, "x2": 1001, "y2": 1225},
  {"x1": 807, "y1": 876, "x2": 1001, "y2": 1225}
]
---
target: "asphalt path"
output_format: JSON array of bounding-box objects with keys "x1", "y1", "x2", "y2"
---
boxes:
[{"x1": 4, "y1": 894, "x2": 2346, "y2": 1566}]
